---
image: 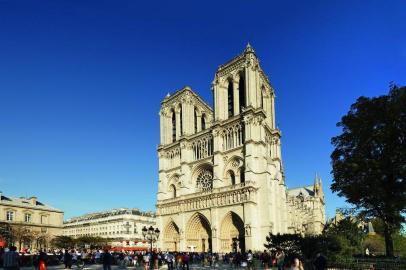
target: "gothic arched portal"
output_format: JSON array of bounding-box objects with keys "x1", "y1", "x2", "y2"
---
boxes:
[
  {"x1": 220, "y1": 211, "x2": 245, "y2": 253},
  {"x1": 163, "y1": 220, "x2": 180, "y2": 251},
  {"x1": 185, "y1": 213, "x2": 212, "y2": 252}
]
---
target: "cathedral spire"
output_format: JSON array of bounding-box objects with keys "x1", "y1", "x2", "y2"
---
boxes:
[
  {"x1": 314, "y1": 173, "x2": 320, "y2": 195},
  {"x1": 244, "y1": 42, "x2": 255, "y2": 54}
]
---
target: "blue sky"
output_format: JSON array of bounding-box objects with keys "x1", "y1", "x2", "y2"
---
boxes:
[{"x1": 0, "y1": 0, "x2": 405, "y2": 219}]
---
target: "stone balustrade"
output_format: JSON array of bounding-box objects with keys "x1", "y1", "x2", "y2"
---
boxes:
[{"x1": 156, "y1": 181, "x2": 257, "y2": 215}]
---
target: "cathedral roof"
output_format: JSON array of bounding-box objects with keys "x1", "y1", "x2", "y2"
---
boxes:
[
  {"x1": 287, "y1": 185, "x2": 315, "y2": 197},
  {"x1": 162, "y1": 86, "x2": 213, "y2": 112}
]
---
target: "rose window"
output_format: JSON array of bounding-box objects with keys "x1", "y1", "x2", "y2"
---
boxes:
[{"x1": 196, "y1": 170, "x2": 213, "y2": 191}]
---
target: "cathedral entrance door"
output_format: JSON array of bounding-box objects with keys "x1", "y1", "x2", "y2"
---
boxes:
[
  {"x1": 186, "y1": 213, "x2": 212, "y2": 252},
  {"x1": 220, "y1": 212, "x2": 245, "y2": 253}
]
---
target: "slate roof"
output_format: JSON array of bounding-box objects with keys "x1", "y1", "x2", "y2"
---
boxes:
[{"x1": 0, "y1": 195, "x2": 63, "y2": 212}]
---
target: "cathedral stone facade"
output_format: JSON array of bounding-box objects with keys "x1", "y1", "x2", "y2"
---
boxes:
[{"x1": 156, "y1": 45, "x2": 325, "y2": 253}]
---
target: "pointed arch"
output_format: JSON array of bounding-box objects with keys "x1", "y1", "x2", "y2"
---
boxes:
[
  {"x1": 226, "y1": 170, "x2": 236, "y2": 186},
  {"x1": 220, "y1": 211, "x2": 245, "y2": 253},
  {"x1": 186, "y1": 212, "x2": 212, "y2": 252},
  {"x1": 163, "y1": 220, "x2": 180, "y2": 251},
  {"x1": 169, "y1": 184, "x2": 176, "y2": 198}
]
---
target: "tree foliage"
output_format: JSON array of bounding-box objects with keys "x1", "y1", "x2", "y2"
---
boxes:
[
  {"x1": 50, "y1": 235, "x2": 75, "y2": 248},
  {"x1": 324, "y1": 217, "x2": 365, "y2": 257},
  {"x1": 331, "y1": 85, "x2": 406, "y2": 256}
]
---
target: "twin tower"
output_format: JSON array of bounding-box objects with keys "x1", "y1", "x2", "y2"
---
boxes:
[{"x1": 156, "y1": 45, "x2": 325, "y2": 253}]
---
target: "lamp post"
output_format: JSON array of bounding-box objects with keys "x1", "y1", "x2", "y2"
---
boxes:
[{"x1": 142, "y1": 225, "x2": 160, "y2": 251}]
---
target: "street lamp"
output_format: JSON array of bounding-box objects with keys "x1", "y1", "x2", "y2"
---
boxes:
[{"x1": 142, "y1": 225, "x2": 160, "y2": 251}]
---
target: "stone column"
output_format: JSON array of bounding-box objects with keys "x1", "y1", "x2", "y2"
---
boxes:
[{"x1": 176, "y1": 110, "x2": 181, "y2": 140}]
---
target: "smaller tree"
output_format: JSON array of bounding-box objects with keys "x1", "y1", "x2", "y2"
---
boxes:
[
  {"x1": 264, "y1": 233, "x2": 303, "y2": 257},
  {"x1": 50, "y1": 235, "x2": 75, "y2": 248}
]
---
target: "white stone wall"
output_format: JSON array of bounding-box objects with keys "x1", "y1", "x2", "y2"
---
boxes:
[{"x1": 156, "y1": 45, "x2": 326, "y2": 252}]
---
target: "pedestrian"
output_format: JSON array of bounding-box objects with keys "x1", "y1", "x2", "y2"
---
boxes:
[
  {"x1": 247, "y1": 250, "x2": 253, "y2": 270},
  {"x1": 165, "y1": 252, "x2": 174, "y2": 270},
  {"x1": 102, "y1": 249, "x2": 113, "y2": 270},
  {"x1": 64, "y1": 249, "x2": 72, "y2": 269},
  {"x1": 290, "y1": 258, "x2": 304, "y2": 270},
  {"x1": 276, "y1": 249, "x2": 285, "y2": 270},
  {"x1": 2, "y1": 246, "x2": 20, "y2": 270},
  {"x1": 38, "y1": 250, "x2": 48, "y2": 270}
]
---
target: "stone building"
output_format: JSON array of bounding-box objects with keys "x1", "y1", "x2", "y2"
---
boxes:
[
  {"x1": 156, "y1": 45, "x2": 325, "y2": 253},
  {"x1": 63, "y1": 208, "x2": 156, "y2": 250},
  {"x1": 0, "y1": 191, "x2": 63, "y2": 249}
]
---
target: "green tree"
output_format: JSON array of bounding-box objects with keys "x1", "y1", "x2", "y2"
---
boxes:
[
  {"x1": 50, "y1": 235, "x2": 75, "y2": 248},
  {"x1": 264, "y1": 233, "x2": 303, "y2": 256},
  {"x1": 331, "y1": 85, "x2": 406, "y2": 257},
  {"x1": 75, "y1": 236, "x2": 105, "y2": 248}
]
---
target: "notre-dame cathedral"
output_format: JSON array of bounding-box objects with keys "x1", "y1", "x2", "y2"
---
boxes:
[{"x1": 156, "y1": 45, "x2": 326, "y2": 253}]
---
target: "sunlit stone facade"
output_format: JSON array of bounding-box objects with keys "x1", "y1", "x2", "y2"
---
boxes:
[
  {"x1": 63, "y1": 208, "x2": 156, "y2": 249},
  {"x1": 0, "y1": 192, "x2": 64, "y2": 249},
  {"x1": 156, "y1": 45, "x2": 325, "y2": 253}
]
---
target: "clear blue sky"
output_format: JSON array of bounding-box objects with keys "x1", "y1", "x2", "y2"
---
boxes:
[{"x1": 0, "y1": 0, "x2": 405, "y2": 220}]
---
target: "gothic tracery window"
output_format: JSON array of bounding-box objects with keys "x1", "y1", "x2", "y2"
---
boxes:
[{"x1": 196, "y1": 170, "x2": 213, "y2": 191}]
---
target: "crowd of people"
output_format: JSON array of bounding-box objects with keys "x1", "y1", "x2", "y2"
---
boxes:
[{"x1": 0, "y1": 245, "x2": 328, "y2": 270}]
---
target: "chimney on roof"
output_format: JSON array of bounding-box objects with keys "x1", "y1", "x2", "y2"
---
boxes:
[{"x1": 29, "y1": 196, "x2": 37, "y2": 205}]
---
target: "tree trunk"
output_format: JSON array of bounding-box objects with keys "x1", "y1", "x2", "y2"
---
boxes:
[{"x1": 383, "y1": 224, "x2": 394, "y2": 257}]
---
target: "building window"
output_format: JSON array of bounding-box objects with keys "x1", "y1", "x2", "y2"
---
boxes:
[
  {"x1": 171, "y1": 109, "x2": 176, "y2": 142},
  {"x1": 228, "y1": 79, "x2": 234, "y2": 118},
  {"x1": 239, "y1": 72, "x2": 246, "y2": 111},
  {"x1": 229, "y1": 171, "x2": 236, "y2": 185},
  {"x1": 240, "y1": 167, "x2": 245, "y2": 183},
  {"x1": 25, "y1": 213, "x2": 32, "y2": 223},
  {"x1": 201, "y1": 114, "x2": 206, "y2": 130},
  {"x1": 40, "y1": 215, "x2": 48, "y2": 224},
  {"x1": 6, "y1": 211, "x2": 14, "y2": 221},
  {"x1": 179, "y1": 105, "x2": 183, "y2": 136},
  {"x1": 194, "y1": 109, "x2": 198, "y2": 133},
  {"x1": 170, "y1": 184, "x2": 176, "y2": 198}
]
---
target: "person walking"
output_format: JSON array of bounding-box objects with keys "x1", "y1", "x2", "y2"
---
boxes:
[
  {"x1": 102, "y1": 249, "x2": 112, "y2": 270},
  {"x1": 38, "y1": 250, "x2": 48, "y2": 270},
  {"x1": 63, "y1": 249, "x2": 72, "y2": 269},
  {"x1": 2, "y1": 246, "x2": 20, "y2": 270}
]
